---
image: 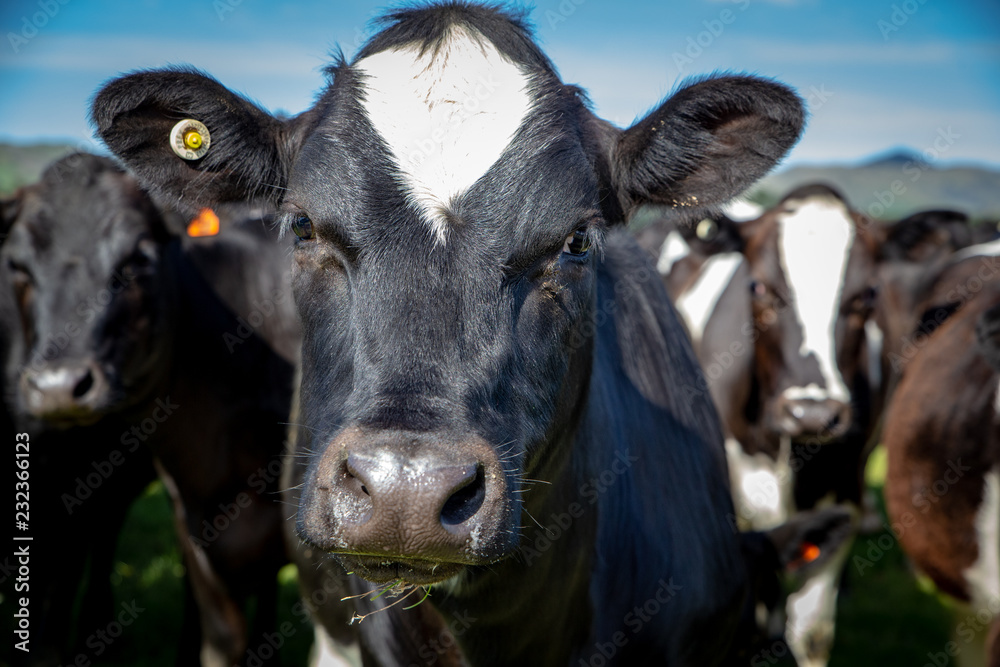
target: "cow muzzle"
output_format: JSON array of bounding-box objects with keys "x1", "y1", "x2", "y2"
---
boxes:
[
  {"x1": 20, "y1": 360, "x2": 109, "y2": 424},
  {"x1": 774, "y1": 391, "x2": 852, "y2": 441},
  {"x1": 300, "y1": 426, "x2": 513, "y2": 584}
]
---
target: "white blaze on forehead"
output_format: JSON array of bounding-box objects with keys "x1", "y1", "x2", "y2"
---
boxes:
[
  {"x1": 656, "y1": 230, "x2": 690, "y2": 276},
  {"x1": 676, "y1": 252, "x2": 744, "y2": 347},
  {"x1": 777, "y1": 197, "x2": 856, "y2": 403},
  {"x1": 356, "y1": 26, "x2": 532, "y2": 243}
]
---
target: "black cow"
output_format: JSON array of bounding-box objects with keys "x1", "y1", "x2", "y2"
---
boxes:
[
  {"x1": 0, "y1": 154, "x2": 296, "y2": 666},
  {"x1": 91, "y1": 3, "x2": 805, "y2": 664}
]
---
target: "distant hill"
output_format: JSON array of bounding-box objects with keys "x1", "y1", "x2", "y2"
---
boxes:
[
  {"x1": 0, "y1": 143, "x2": 79, "y2": 196},
  {"x1": 3, "y1": 143, "x2": 999, "y2": 226},
  {"x1": 748, "y1": 152, "x2": 1000, "y2": 223}
]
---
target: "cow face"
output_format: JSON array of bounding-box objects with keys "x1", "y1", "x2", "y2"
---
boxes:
[
  {"x1": 92, "y1": 4, "x2": 804, "y2": 584},
  {"x1": 873, "y1": 210, "x2": 973, "y2": 386},
  {"x1": 740, "y1": 185, "x2": 878, "y2": 442},
  {"x1": 0, "y1": 154, "x2": 173, "y2": 425}
]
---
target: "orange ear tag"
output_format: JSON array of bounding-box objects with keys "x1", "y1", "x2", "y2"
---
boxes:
[
  {"x1": 800, "y1": 542, "x2": 821, "y2": 564},
  {"x1": 187, "y1": 208, "x2": 220, "y2": 237}
]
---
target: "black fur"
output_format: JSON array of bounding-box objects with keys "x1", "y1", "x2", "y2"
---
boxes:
[
  {"x1": 0, "y1": 154, "x2": 295, "y2": 666},
  {"x1": 91, "y1": 3, "x2": 806, "y2": 664}
]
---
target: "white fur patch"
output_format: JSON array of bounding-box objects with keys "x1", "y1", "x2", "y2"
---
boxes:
[
  {"x1": 953, "y1": 237, "x2": 1000, "y2": 263},
  {"x1": 777, "y1": 197, "x2": 855, "y2": 403},
  {"x1": 656, "y1": 230, "x2": 690, "y2": 276},
  {"x1": 965, "y1": 468, "x2": 1000, "y2": 612},
  {"x1": 310, "y1": 624, "x2": 360, "y2": 667},
  {"x1": 675, "y1": 253, "x2": 744, "y2": 347},
  {"x1": 785, "y1": 537, "x2": 853, "y2": 667},
  {"x1": 865, "y1": 320, "x2": 884, "y2": 390},
  {"x1": 724, "y1": 436, "x2": 793, "y2": 531},
  {"x1": 722, "y1": 198, "x2": 764, "y2": 222},
  {"x1": 356, "y1": 26, "x2": 532, "y2": 243}
]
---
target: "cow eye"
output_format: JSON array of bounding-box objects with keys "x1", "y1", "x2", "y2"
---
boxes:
[
  {"x1": 749, "y1": 280, "x2": 767, "y2": 297},
  {"x1": 562, "y1": 228, "x2": 591, "y2": 257},
  {"x1": 291, "y1": 215, "x2": 314, "y2": 241},
  {"x1": 7, "y1": 259, "x2": 32, "y2": 282},
  {"x1": 853, "y1": 286, "x2": 878, "y2": 312}
]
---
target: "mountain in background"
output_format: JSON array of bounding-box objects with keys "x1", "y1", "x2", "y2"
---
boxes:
[
  {"x1": 3, "y1": 143, "x2": 999, "y2": 224},
  {"x1": 0, "y1": 143, "x2": 83, "y2": 196},
  {"x1": 749, "y1": 150, "x2": 1000, "y2": 223}
]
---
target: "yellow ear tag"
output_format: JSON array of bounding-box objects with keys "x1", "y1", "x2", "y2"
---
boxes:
[
  {"x1": 187, "y1": 208, "x2": 220, "y2": 237},
  {"x1": 169, "y1": 119, "x2": 211, "y2": 160},
  {"x1": 696, "y1": 218, "x2": 717, "y2": 241}
]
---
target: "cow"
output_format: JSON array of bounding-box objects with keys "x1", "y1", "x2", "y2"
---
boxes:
[
  {"x1": 90, "y1": 3, "x2": 806, "y2": 664},
  {"x1": 634, "y1": 184, "x2": 879, "y2": 666},
  {"x1": 883, "y1": 244, "x2": 1000, "y2": 666},
  {"x1": 635, "y1": 210, "x2": 748, "y2": 350},
  {"x1": 0, "y1": 153, "x2": 296, "y2": 666}
]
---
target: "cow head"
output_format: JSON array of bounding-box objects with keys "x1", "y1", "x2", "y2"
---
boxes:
[
  {"x1": 0, "y1": 154, "x2": 176, "y2": 426},
  {"x1": 92, "y1": 3, "x2": 804, "y2": 584},
  {"x1": 739, "y1": 184, "x2": 878, "y2": 443},
  {"x1": 873, "y1": 209, "x2": 973, "y2": 386}
]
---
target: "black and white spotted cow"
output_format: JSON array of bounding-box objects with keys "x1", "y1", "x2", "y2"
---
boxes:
[{"x1": 91, "y1": 4, "x2": 806, "y2": 664}]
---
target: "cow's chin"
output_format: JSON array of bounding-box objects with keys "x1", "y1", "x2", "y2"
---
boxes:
[{"x1": 336, "y1": 555, "x2": 466, "y2": 585}]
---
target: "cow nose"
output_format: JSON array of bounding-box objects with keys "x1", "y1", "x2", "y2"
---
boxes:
[
  {"x1": 778, "y1": 397, "x2": 851, "y2": 440},
  {"x1": 346, "y1": 452, "x2": 486, "y2": 528},
  {"x1": 312, "y1": 429, "x2": 509, "y2": 566},
  {"x1": 22, "y1": 362, "x2": 106, "y2": 418}
]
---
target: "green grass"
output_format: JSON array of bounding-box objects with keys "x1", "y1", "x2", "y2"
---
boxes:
[
  {"x1": 1, "y1": 448, "x2": 967, "y2": 666},
  {"x1": 829, "y1": 445, "x2": 956, "y2": 666}
]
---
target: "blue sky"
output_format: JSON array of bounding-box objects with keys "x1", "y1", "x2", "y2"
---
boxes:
[{"x1": 0, "y1": 0, "x2": 998, "y2": 168}]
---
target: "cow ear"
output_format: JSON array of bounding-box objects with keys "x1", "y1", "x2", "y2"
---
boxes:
[
  {"x1": 764, "y1": 506, "x2": 854, "y2": 581},
  {"x1": 880, "y1": 209, "x2": 971, "y2": 262},
  {"x1": 609, "y1": 75, "x2": 804, "y2": 222},
  {"x1": 91, "y1": 68, "x2": 315, "y2": 218}
]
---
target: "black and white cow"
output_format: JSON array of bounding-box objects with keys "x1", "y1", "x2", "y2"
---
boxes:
[
  {"x1": 91, "y1": 3, "x2": 805, "y2": 664},
  {"x1": 640, "y1": 184, "x2": 881, "y2": 666},
  {"x1": 0, "y1": 154, "x2": 296, "y2": 666},
  {"x1": 884, "y1": 244, "x2": 1000, "y2": 666}
]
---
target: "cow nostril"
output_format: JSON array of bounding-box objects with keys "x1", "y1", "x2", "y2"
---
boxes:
[
  {"x1": 441, "y1": 466, "x2": 485, "y2": 526},
  {"x1": 360, "y1": 484, "x2": 369, "y2": 496},
  {"x1": 73, "y1": 369, "x2": 95, "y2": 400},
  {"x1": 828, "y1": 412, "x2": 841, "y2": 430}
]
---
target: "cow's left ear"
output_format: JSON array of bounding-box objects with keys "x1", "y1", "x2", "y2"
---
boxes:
[
  {"x1": 91, "y1": 68, "x2": 316, "y2": 218},
  {"x1": 607, "y1": 75, "x2": 804, "y2": 222}
]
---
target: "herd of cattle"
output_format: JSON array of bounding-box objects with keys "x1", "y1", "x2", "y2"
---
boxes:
[{"x1": 2, "y1": 3, "x2": 998, "y2": 666}]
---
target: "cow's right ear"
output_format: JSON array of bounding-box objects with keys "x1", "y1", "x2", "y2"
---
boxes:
[{"x1": 91, "y1": 68, "x2": 315, "y2": 217}]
